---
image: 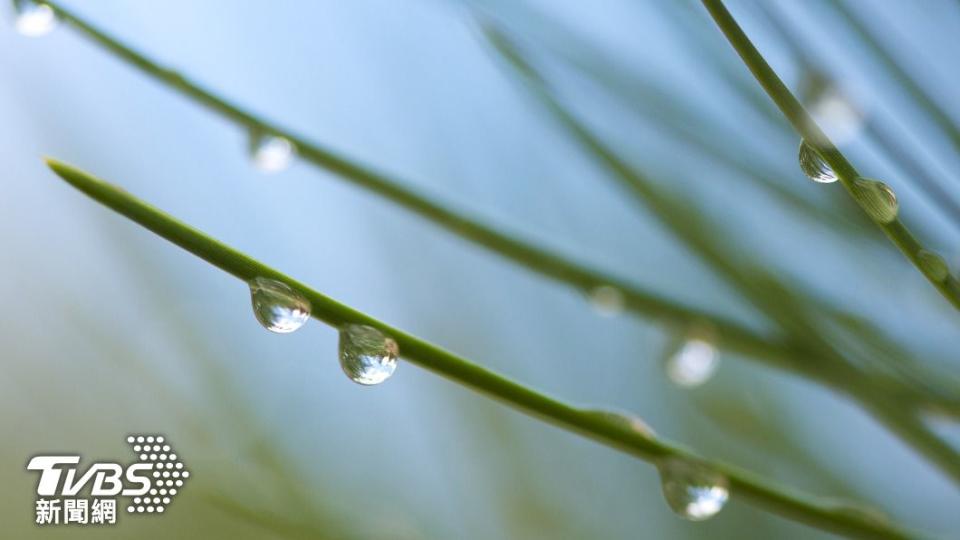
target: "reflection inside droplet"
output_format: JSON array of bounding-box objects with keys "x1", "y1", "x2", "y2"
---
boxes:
[
  {"x1": 658, "y1": 458, "x2": 729, "y2": 521},
  {"x1": 248, "y1": 277, "x2": 311, "y2": 333},
  {"x1": 339, "y1": 324, "x2": 399, "y2": 385},
  {"x1": 798, "y1": 140, "x2": 838, "y2": 184}
]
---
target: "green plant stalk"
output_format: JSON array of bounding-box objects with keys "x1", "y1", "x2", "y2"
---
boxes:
[
  {"x1": 34, "y1": 1, "x2": 815, "y2": 376},
  {"x1": 700, "y1": 0, "x2": 960, "y2": 310},
  {"x1": 47, "y1": 158, "x2": 921, "y2": 540}
]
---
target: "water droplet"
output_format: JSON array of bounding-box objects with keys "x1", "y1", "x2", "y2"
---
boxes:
[
  {"x1": 798, "y1": 140, "x2": 838, "y2": 183},
  {"x1": 665, "y1": 333, "x2": 719, "y2": 388},
  {"x1": 824, "y1": 499, "x2": 890, "y2": 526},
  {"x1": 249, "y1": 132, "x2": 295, "y2": 173},
  {"x1": 801, "y1": 75, "x2": 865, "y2": 145},
  {"x1": 917, "y1": 250, "x2": 949, "y2": 282},
  {"x1": 13, "y1": 0, "x2": 57, "y2": 36},
  {"x1": 658, "y1": 458, "x2": 729, "y2": 521},
  {"x1": 248, "y1": 277, "x2": 311, "y2": 333},
  {"x1": 339, "y1": 324, "x2": 399, "y2": 385},
  {"x1": 587, "y1": 285, "x2": 624, "y2": 317},
  {"x1": 583, "y1": 408, "x2": 656, "y2": 438},
  {"x1": 851, "y1": 178, "x2": 898, "y2": 224}
]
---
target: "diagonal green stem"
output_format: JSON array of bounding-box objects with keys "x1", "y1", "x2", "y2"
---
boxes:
[
  {"x1": 47, "y1": 158, "x2": 922, "y2": 540},
  {"x1": 36, "y1": 2, "x2": 818, "y2": 379},
  {"x1": 700, "y1": 0, "x2": 960, "y2": 310}
]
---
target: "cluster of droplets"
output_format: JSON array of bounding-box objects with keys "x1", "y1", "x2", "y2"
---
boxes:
[
  {"x1": 125, "y1": 435, "x2": 189, "y2": 514},
  {"x1": 664, "y1": 326, "x2": 719, "y2": 388},
  {"x1": 798, "y1": 141, "x2": 901, "y2": 224},
  {"x1": 249, "y1": 131, "x2": 296, "y2": 173},
  {"x1": 12, "y1": 0, "x2": 58, "y2": 37},
  {"x1": 657, "y1": 458, "x2": 730, "y2": 521},
  {"x1": 248, "y1": 277, "x2": 399, "y2": 385}
]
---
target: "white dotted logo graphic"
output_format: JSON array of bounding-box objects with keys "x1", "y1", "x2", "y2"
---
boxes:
[{"x1": 125, "y1": 435, "x2": 190, "y2": 514}]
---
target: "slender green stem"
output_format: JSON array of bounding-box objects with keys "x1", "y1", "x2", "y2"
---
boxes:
[
  {"x1": 47, "y1": 158, "x2": 922, "y2": 540},
  {"x1": 700, "y1": 0, "x2": 960, "y2": 310},
  {"x1": 34, "y1": 0, "x2": 814, "y2": 374}
]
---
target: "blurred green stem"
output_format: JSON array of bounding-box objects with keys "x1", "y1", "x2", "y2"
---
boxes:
[
  {"x1": 700, "y1": 0, "x2": 960, "y2": 310},
  {"x1": 47, "y1": 159, "x2": 921, "y2": 540}
]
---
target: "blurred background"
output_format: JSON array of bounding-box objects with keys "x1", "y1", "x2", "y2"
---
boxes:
[{"x1": 3, "y1": 0, "x2": 960, "y2": 538}]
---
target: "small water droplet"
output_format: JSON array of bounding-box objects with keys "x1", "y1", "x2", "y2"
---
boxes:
[
  {"x1": 665, "y1": 333, "x2": 719, "y2": 388},
  {"x1": 917, "y1": 250, "x2": 949, "y2": 282},
  {"x1": 658, "y1": 458, "x2": 729, "y2": 521},
  {"x1": 248, "y1": 277, "x2": 311, "y2": 333},
  {"x1": 824, "y1": 499, "x2": 890, "y2": 526},
  {"x1": 587, "y1": 285, "x2": 625, "y2": 317},
  {"x1": 339, "y1": 324, "x2": 399, "y2": 385},
  {"x1": 798, "y1": 140, "x2": 838, "y2": 183},
  {"x1": 851, "y1": 178, "x2": 898, "y2": 224},
  {"x1": 13, "y1": 0, "x2": 57, "y2": 36},
  {"x1": 249, "y1": 132, "x2": 295, "y2": 173},
  {"x1": 583, "y1": 408, "x2": 656, "y2": 438},
  {"x1": 801, "y1": 75, "x2": 865, "y2": 145}
]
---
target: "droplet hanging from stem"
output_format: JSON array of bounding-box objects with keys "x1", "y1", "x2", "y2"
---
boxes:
[
  {"x1": 338, "y1": 324, "x2": 399, "y2": 385},
  {"x1": 248, "y1": 277, "x2": 311, "y2": 333}
]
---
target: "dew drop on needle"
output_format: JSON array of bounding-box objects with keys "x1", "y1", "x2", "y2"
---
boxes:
[
  {"x1": 587, "y1": 285, "x2": 625, "y2": 317},
  {"x1": 248, "y1": 277, "x2": 311, "y2": 333},
  {"x1": 249, "y1": 132, "x2": 295, "y2": 173},
  {"x1": 658, "y1": 458, "x2": 729, "y2": 521},
  {"x1": 339, "y1": 324, "x2": 399, "y2": 385},
  {"x1": 665, "y1": 335, "x2": 719, "y2": 388},
  {"x1": 851, "y1": 178, "x2": 898, "y2": 224},
  {"x1": 798, "y1": 140, "x2": 838, "y2": 184}
]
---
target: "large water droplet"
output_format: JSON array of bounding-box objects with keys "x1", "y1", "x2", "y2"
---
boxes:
[
  {"x1": 658, "y1": 458, "x2": 729, "y2": 521},
  {"x1": 851, "y1": 178, "x2": 898, "y2": 224},
  {"x1": 665, "y1": 333, "x2": 719, "y2": 388},
  {"x1": 339, "y1": 324, "x2": 399, "y2": 385},
  {"x1": 917, "y1": 250, "x2": 949, "y2": 282},
  {"x1": 587, "y1": 285, "x2": 624, "y2": 317},
  {"x1": 13, "y1": 0, "x2": 57, "y2": 36},
  {"x1": 249, "y1": 132, "x2": 295, "y2": 173},
  {"x1": 248, "y1": 277, "x2": 311, "y2": 333},
  {"x1": 798, "y1": 140, "x2": 838, "y2": 183}
]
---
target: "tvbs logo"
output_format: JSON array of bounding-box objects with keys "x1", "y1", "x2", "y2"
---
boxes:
[{"x1": 26, "y1": 435, "x2": 190, "y2": 526}]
